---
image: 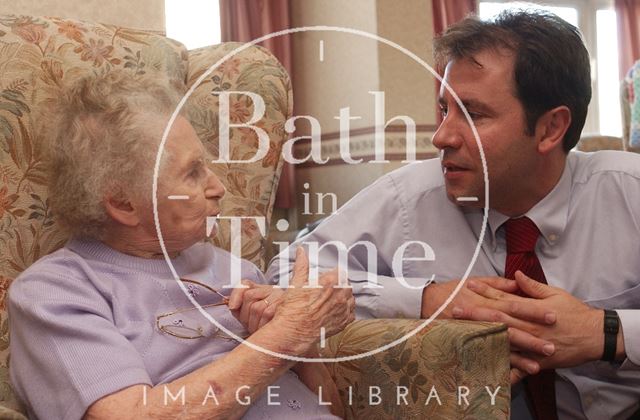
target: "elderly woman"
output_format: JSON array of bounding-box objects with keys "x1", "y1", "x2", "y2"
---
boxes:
[{"x1": 8, "y1": 72, "x2": 354, "y2": 420}]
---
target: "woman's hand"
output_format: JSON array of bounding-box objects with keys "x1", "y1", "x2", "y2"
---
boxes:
[
  {"x1": 230, "y1": 247, "x2": 355, "y2": 346},
  {"x1": 229, "y1": 282, "x2": 284, "y2": 334},
  {"x1": 273, "y1": 247, "x2": 356, "y2": 346}
]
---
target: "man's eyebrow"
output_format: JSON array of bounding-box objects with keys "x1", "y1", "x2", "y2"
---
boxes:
[
  {"x1": 461, "y1": 98, "x2": 494, "y2": 113},
  {"x1": 439, "y1": 95, "x2": 496, "y2": 114}
]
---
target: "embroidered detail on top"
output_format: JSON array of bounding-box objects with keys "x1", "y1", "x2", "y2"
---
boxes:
[
  {"x1": 287, "y1": 399, "x2": 302, "y2": 410},
  {"x1": 187, "y1": 283, "x2": 200, "y2": 298}
]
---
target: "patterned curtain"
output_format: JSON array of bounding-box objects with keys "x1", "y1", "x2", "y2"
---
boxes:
[{"x1": 220, "y1": 0, "x2": 295, "y2": 208}]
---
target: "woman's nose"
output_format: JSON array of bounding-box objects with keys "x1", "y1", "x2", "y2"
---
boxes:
[{"x1": 205, "y1": 168, "x2": 226, "y2": 200}]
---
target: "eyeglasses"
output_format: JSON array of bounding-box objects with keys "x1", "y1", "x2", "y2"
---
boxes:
[{"x1": 156, "y1": 278, "x2": 248, "y2": 341}]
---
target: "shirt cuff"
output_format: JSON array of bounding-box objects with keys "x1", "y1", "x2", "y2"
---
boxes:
[
  {"x1": 350, "y1": 274, "x2": 430, "y2": 319},
  {"x1": 616, "y1": 309, "x2": 640, "y2": 369}
]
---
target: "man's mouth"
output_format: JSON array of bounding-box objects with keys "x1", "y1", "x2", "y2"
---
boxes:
[{"x1": 442, "y1": 162, "x2": 468, "y2": 173}]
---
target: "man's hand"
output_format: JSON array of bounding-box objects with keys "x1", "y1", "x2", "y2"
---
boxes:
[
  {"x1": 421, "y1": 276, "x2": 556, "y2": 325},
  {"x1": 422, "y1": 276, "x2": 560, "y2": 383},
  {"x1": 453, "y1": 271, "x2": 618, "y2": 372},
  {"x1": 421, "y1": 277, "x2": 515, "y2": 319}
]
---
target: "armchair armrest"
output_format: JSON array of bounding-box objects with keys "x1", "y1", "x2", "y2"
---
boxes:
[{"x1": 320, "y1": 319, "x2": 510, "y2": 419}]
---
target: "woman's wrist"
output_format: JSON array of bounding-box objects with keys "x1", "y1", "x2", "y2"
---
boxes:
[{"x1": 252, "y1": 319, "x2": 317, "y2": 358}]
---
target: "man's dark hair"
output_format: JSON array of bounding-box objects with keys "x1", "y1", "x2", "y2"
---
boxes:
[{"x1": 434, "y1": 10, "x2": 592, "y2": 152}]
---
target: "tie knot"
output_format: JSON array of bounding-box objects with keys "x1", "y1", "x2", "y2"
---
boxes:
[{"x1": 505, "y1": 217, "x2": 540, "y2": 253}]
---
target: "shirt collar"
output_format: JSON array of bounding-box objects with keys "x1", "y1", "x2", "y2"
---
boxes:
[{"x1": 487, "y1": 161, "x2": 572, "y2": 247}]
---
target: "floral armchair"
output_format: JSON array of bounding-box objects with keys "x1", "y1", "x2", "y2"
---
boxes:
[{"x1": 0, "y1": 15, "x2": 510, "y2": 419}]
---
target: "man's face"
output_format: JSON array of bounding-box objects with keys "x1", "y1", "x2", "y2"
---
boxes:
[
  {"x1": 138, "y1": 116, "x2": 225, "y2": 253},
  {"x1": 432, "y1": 49, "x2": 540, "y2": 213}
]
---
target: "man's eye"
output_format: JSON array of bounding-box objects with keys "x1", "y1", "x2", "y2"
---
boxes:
[
  {"x1": 467, "y1": 112, "x2": 483, "y2": 120},
  {"x1": 440, "y1": 107, "x2": 448, "y2": 117}
]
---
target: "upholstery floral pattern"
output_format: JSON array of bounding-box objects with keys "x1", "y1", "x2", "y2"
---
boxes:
[
  {"x1": 321, "y1": 319, "x2": 511, "y2": 419},
  {"x1": 0, "y1": 14, "x2": 188, "y2": 273},
  {"x1": 185, "y1": 42, "x2": 293, "y2": 269},
  {"x1": 0, "y1": 14, "x2": 291, "y2": 416}
]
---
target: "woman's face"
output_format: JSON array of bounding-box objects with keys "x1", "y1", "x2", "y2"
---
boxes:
[{"x1": 139, "y1": 116, "x2": 225, "y2": 254}]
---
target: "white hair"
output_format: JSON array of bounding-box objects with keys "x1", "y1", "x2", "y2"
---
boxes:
[{"x1": 42, "y1": 70, "x2": 182, "y2": 239}]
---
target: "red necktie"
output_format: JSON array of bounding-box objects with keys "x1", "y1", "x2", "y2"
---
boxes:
[{"x1": 504, "y1": 217, "x2": 558, "y2": 420}]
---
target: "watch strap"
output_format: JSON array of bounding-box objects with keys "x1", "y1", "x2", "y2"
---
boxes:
[{"x1": 602, "y1": 309, "x2": 619, "y2": 362}]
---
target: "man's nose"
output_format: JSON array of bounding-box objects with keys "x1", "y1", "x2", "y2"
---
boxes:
[{"x1": 432, "y1": 114, "x2": 465, "y2": 151}]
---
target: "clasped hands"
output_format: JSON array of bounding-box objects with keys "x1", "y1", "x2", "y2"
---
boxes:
[
  {"x1": 422, "y1": 271, "x2": 608, "y2": 384},
  {"x1": 227, "y1": 247, "x2": 355, "y2": 346}
]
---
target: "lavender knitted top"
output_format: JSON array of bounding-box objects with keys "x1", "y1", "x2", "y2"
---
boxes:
[{"x1": 8, "y1": 239, "x2": 336, "y2": 420}]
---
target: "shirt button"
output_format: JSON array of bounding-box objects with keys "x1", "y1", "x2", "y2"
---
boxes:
[
  {"x1": 584, "y1": 394, "x2": 593, "y2": 406},
  {"x1": 549, "y1": 234, "x2": 558, "y2": 242}
]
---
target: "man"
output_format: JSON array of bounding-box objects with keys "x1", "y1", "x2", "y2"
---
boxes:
[{"x1": 264, "y1": 10, "x2": 639, "y2": 419}]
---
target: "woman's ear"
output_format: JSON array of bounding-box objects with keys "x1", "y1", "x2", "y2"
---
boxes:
[
  {"x1": 103, "y1": 189, "x2": 140, "y2": 227},
  {"x1": 536, "y1": 105, "x2": 572, "y2": 154}
]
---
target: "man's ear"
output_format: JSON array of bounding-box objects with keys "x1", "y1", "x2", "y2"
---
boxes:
[
  {"x1": 536, "y1": 105, "x2": 572, "y2": 154},
  {"x1": 104, "y1": 189, "x2": 140, "y2": 227}
]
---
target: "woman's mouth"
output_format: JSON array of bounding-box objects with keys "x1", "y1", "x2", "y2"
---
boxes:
[{"x1": 206, "y1": 213, "x2": 219, "y2": 236}]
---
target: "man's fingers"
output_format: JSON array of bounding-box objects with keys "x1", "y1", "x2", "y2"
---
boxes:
[
  {"x1": 499, "y1": 300, "x2": 556, "y2": 325},
  {"x1": 466, "y1": 280, "x2": 556, "y2": 325},
  {"x1": 452, "y1": 304, "x2": 514, "y2": 325},
  {"x1": 478, "y1": 277, "x2": 519, "y2": 293},
  {"x1": 510, "y1": 352, "x2": 540, "y2": 376},
  {"x1": 515, "y1": 271, "x2": 553, "y2": 298},
  {"x1": 467, "y1": 279, "x2": 510, "y2": 301},
  {"x1": 508, "y1": 327, "x2": 555, "y2": 357},
  {"x1": 291, "y1": 247, "x2": 310, "y2": 288},
  {"x1": 452, "y1": 305, "x2": 544, "y2": 340}
]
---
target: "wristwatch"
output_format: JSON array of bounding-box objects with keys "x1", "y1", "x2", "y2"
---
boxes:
[{"x1": 602, "y1": 309, "x2": 619, "y2": 362}]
